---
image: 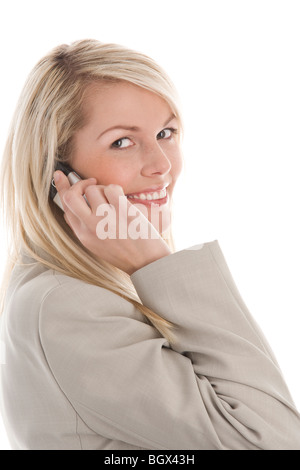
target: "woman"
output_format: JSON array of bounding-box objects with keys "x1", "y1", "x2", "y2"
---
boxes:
[{"x1": 0, "y1": 39, "x2": 299, "y2": 450}]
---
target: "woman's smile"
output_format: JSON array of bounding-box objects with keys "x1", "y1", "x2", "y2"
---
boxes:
[{"x1": 126, "y1": 184, "x2": 169, "y2": 206}]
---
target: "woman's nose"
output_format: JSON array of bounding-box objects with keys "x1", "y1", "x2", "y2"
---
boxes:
[{"x1": 140, "y1": 142, "x2": 172, "y2": 176}]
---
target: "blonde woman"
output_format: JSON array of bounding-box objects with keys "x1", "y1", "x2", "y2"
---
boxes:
[{"x1": 0, "y1": 39, "x2": 300, "y2": 451}]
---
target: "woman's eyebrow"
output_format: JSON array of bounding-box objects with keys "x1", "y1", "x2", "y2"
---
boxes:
[
  {"x1": 163, "y1": 113, "x2": 176, "y2": 127},
  {"x1": 97, "y1": 113, "x2": 176, "y2": 140}
]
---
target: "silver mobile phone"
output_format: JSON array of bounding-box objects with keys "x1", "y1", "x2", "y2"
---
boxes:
[{"x1": 50, "y1": 162, "x2": 82, "y2": 211}]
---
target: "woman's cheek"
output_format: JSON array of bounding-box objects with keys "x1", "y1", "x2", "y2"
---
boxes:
[
  {"x1": 170, "y1": 149, "x2": 184, "y2": 182},
  {"x1": 93, "y1": 160, "x2": 135, "y2": 190}
]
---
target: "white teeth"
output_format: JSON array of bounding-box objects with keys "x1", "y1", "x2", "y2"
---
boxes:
[{"x1": 127, "y1": 188, "x2": 167, "y2": 201}]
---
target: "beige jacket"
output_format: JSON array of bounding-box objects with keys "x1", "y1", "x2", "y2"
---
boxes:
[{"x1": 1, "y1": 240, "x2": 300, "y2": 450}]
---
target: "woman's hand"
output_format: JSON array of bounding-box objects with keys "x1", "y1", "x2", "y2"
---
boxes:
[{"x1": 53, "y1": 171, "x2": 171, "y2": 275}]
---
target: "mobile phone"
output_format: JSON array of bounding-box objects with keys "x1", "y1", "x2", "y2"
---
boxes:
[{"x1": 50, "y1": 161, "x2": 82, "y2": 211}]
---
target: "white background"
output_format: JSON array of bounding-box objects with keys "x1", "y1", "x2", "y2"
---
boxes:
[{"x1": 0, "y1": 0, "x2": 299, "y2": 450}]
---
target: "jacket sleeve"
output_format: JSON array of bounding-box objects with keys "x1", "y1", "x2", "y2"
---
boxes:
[{"x1": 39, "y1": 240, "x2": 300, "y2": 450}]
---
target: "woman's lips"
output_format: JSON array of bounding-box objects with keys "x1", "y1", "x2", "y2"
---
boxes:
[{"x1": 126, "y1": 187, "x2": 169, "y2": 206}]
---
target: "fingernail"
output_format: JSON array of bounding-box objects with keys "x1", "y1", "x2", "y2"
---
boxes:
[{"x1": 53, "y1": 171, "x2": 61, "y2": 182}]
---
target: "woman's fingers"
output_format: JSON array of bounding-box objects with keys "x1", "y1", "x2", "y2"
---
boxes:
[
  {"x1": 103, "y1": 184, "x2": 126, "y2": 206},
  {"x1": 84, "y1": 184, "x2": 110, "y2": 213},
  {"x1": 52, "y1": 173, "x2": 170, "y2": 273},
  {"x1": 53, "y1": 171, "x2": 97, "y2": 217}
]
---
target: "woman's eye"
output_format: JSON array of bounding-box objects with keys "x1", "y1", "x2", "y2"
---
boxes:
[
  {"x1": 111, "y1": 137, "x2": 133, "y2": 149},
  {"x1": 157, "y1": 128, "x2": 177, "y2": 140}
]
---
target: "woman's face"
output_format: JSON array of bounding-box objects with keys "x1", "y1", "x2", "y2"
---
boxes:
[{"x1": 71, "y1": 81, "x2": 183, "y2": 235}]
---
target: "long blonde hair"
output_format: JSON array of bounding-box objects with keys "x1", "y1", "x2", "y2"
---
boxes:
[{"x1": 0, "y1": 39, "x2": 182, "y2": 342}]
